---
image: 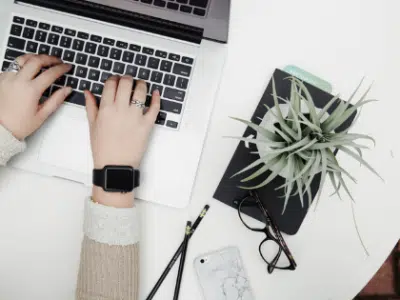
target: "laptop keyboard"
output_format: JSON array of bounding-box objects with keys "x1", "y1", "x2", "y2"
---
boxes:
[
  {"x1": 136, "y1": 0, "x2": 210, "y2": 17},
  {"x1": 2, "y1": 15, "x2": 196, "y2": 129}
]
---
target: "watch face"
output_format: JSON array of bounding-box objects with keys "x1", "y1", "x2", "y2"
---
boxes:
[{"x1": 105, "y1": 167, "x2": 134, "y2": 191}]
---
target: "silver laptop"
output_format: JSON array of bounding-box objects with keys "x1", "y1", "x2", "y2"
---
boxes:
[{"x1": 0, "y1": 0, "x2": 230, "y2": 208}]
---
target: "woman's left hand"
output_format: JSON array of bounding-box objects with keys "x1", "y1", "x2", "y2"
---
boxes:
[{"x1": 0, "y1": 54, "x2": 73, "y2": 140}]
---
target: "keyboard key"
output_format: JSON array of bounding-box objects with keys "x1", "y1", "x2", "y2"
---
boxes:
[
  {"x1": 84, "y1": 42, "x2": 97, "y2": 54},
  {"x1": 182, "y1": 56, "x2": 194, "y2": 65},
  {"x1": 154, "y1": 0, "x2": 166, "y2": 7},
  {"x1": 156, "y1": 111, "x2": 167, "y2": 125},
  {"x1": 122, "y1": 51, "x2": 134, "y2": 63},
  {"x1": 10, "y1": 24, "x2": 22, "y2": 36},
  {"x1": 160, "y1": 60, "x2": 172, "y2": 72},
  {"x1": 51, "y1": 26, "x2": 63, "y2": 34},
  {"x1": 65, "y1": 91, "x2": 85, "y2": 106},
  {"x1": 39, "y1": 22, "x2": 50, "y2": 30},
  {"x1": 5, "y1": 49, "x2": 24, "y2": 61},
  {"x1": 138, "y1": 68, "x2": 150, "y2": 80},
  {"x1": 97, "y1": 45, "x2": 110, "y2": 57},
  {"x1": 75, "y1": 53, "x2": 88, "y2": 65},
  {"x1": 125, "y1": 65, "x2": 138, "y2": 77},
  {"x1": 163, "y1": 74, "x2": 176, "y2": 86},
  {"x1": 141, "y1": 0, "x2": 153, "y2": 3},
  {"x1": 26, "y1": 19, "x2": 38, "y2": 27},
  {"x1": 77, "y1": 32, "x2": 89, "y2": 39},
  {"x1": 147, "y1": 57, "x2": 160, "y2": 69},
  {"x1": 166, "y1": 120, "x2": 179, "y2": 128},
  {"x1": 35, "y1": 30, "x2": 47, "y2": 42},
  {"x1": 180, "y1": 5, "x2": 192, "y2": 13},
  {"x1": 110, "y1": 48, "x2": 122, "y2": 60},
  {"x1": 142, "y1": 47, "x2": 154, "y2": 55},
  {"x1": 23, "y1": 27, "x2": 35, "y2": 39},
  {"x1": 65, "y1": 29, "x2": 76, "y2": 36},
  {"x1": 38, "y1": 44, "x2": 50, "y2": 55},
  {"x1": 100, "y1": 59, "x2": 112, "y2": 71},
  {"x1": 26, "y1": 41, "x2": 38, "y2": 53},
  {"x1": 189, "y1": 0, "x2": 208, "y2": 8},
  {"x1": 173, "y1": 63, "x2": 192, "y2": 77},
  {"x1": 113, "y1": 62, "x2": 125, "y2": 74},
  {"x1": 63, "y1": 50, "x2": 75, "y2": 62},
  {"x1": 151, "y1": 84, "x2": 164, "y2": 96},
  {"x1": 76, "y1": 66, "x2": 88, "y2": 78},
  {"x1": 88, "y1": 69, "x2": 101, "y2": 81},
  {"x1": 116, "y1": 41, "x2": 128, "y2": 49},
  {"x1": 67, "y1": 64, "x2": 75, "y2": 75},
  {"x1": 176, "y1": 77, "x2": 189, "y2": 89},
  {"x1": 2, "y1": 61, "x2": 10, "y2": 72},
  {"x1": 155, "y1": 50, "x2": 167, "y2": 58},
  {"x1": 79, "y1": 80, "x2": 91, "y2": 91},
  {"x1": 100, "y1": 72, "x2": 112, "y2": 83},
  {"x1": 90, "y1": 35, "x2": 102, "y2": 43},
  {"x1": 72, "y1": 39, "x2": 84, "y2": 51},
  {"x1": 55, "y1": 75, "x2": 66, "y2": 86},
  {"x1": 50, "y1": 47, "x2": 63, "y2": 58},
  {"x1": 135, "y1": 54, "x2": 147, "y2": 66},
  {"x1": 161, "y1": 99, "x2": 182, "y2": 114},
  {"x1": 13, "y1": 16, "x2": 25, "y2": 24},
  {"x1": 150, "y1": 71, "x2": 163, "y2": 83},
  {"x1": 48, "y1": 33, "x2": 60, "y2": 45},
  {"x1": 66, "y1": 77, "x2": 78, "y2": 89},
  {"x1": 176, "y1": 0, "x2": 188, "y2": 3},
  {"x1": 193, "y1": 8, "x2": 206, "y2": 16},
  {"x1": 103, "y1": 38, "x2": 115, "y2": 46},
  {"x1": 7, "y1": 37, "x2": 25, "y2": 50},
  {"x1": 60, "y1": 36, "x2": 72, "y2": 48},
  {"x1": 88, "y1": 56, "x2": 100, "y2": 68},
  {"x1": 166, "y1": 2, "x2": 179, "y2": 10},
  {"x1": 129, "y1": 44, "x2": 141, "y2": 52},
  {"x1": 164, "y1": 87, "x2": 185, "y2": 101},
  {"x1": 168, "y1": 53, "x2": 180, "y2": 61},
  {"x1": 91, "y1": 83, "x2": 104, "y2": 95}
]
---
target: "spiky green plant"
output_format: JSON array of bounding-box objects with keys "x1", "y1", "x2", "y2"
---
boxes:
[{"x1": 229, "y1": 77, "x2": 381, "y2": 213}]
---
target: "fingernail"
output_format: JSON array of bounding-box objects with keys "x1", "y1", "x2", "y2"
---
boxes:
[
  {"x1": 154, "y1": 89, "x2": 160, "y2": 96},
  {"x1": 65, "y1": 87, "x2": 73, "y2": 95}
]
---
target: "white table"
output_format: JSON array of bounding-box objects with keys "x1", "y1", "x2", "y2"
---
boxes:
[{"x1": 1, "y1": 0, "x2": 400, "y2": 299}]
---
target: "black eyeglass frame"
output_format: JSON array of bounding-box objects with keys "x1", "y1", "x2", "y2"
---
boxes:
[{"x1": 236, "y1": 190, "x2": 297, "y2": 273}]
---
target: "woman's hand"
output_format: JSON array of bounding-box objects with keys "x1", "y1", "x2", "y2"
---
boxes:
[
  {"x1": 0, "y1": 54, "x2": 72, "y2": 140},
  {"x1": 84, "y1": 75, "x2": 160, "y2": 208}
]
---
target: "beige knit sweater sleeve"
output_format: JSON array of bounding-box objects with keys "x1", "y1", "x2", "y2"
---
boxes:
[{"x1": 0, "y1": 124, "x2": 139, "y2": 300}]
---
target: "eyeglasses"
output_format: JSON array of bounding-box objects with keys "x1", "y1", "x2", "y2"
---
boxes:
[{"x1": 233, "y1": 190, "x2": 297, "y2": 274}]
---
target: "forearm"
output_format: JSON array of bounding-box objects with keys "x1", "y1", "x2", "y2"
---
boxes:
[
  {"x1": 0, "y1": 124, "x2": 26, "y2": 166},
  {"x1": 76, "y1": 198, "x2": 140, "y2": 300}
]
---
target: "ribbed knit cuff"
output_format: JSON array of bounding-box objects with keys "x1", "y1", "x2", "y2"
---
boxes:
[
  {"x1": 84, "y1": 198, "x2": 140, "y2": 246},
  {"x1": 0, "y1": 125, "x2": 26, "y2": 166}
]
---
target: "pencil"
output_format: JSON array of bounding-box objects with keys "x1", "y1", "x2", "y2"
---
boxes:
[
  {"x1": 145, "y1": 205, "x2": 210, "y2": 300},
  {"x1": 173, "y1": 221, "x2": 191, "y2": 300}
]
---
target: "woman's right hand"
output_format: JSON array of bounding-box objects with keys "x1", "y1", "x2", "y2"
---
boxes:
[{"x1": 84, "y1": 76, "x2": 160, "y2": 208}]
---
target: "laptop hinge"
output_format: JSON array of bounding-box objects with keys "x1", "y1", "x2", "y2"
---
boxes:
[{"x1": 16, "y1": 0, "x2": 203, "y2": 44}]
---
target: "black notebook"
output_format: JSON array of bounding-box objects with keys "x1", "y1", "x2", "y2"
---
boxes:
[{"x1": 213, "y1": 69, "x2": 356, "y2": 235}]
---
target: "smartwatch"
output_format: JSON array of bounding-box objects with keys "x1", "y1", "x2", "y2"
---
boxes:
[{"x1": 93, "y1": 165, "x2": 140, "y2": 193}]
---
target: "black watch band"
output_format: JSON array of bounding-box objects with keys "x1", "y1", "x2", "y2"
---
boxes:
[{"x1": 93, "y1": 165, "x2": 140, "y2": 193}]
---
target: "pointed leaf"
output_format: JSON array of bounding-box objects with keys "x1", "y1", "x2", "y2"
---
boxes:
[
  {"x1": 318, "y1": 94, "x2": 341, "y2": 120},
  {"x1": 224, "y1": 136, "x2": 286, "y2": 148},
  {"x1": 289, "y1": 138, "x2": 318, "y2": 157},
  {"x1": 230, "y1": 117, "x2": 280, "y2": 141},
  {"x1": 337, "y1": 173, "x2": 354, "y2": 201},
  {"x1": 240, "y1": 155, "x2": 283, "y2": 182},
  {"x1": 329, "y1": 171, "x2": 342, "y2": 200},
  {"x1": 231, "y1": 152, "x2": 280, "y2": 178},
  {"x1": 314, "y1": 149, "x2": 328, "y2": 210}
]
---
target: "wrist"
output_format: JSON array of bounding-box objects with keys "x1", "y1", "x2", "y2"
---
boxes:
[{"x1": 92, "y1": 186, "x2": 134, "y2": 208}]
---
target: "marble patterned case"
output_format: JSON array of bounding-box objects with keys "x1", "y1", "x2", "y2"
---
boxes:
[{"x1": 194, "y1": 247, "x2": 255, "y2": 300}]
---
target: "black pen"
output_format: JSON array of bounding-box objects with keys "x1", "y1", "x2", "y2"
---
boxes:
[
  {"x1": 173, "y1": 221, "x2": 191, "y2": 300},
  {"x1": 145, "y1": 205, "x2": 210, "y2": 300}
]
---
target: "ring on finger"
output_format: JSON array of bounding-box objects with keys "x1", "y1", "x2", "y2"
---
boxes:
[
  {"x1": 3, "y1": 59, "x2": 21, "y2": 73},
  {"x1": 130, "y1": 99, "x2": 146, "y2": 109}
]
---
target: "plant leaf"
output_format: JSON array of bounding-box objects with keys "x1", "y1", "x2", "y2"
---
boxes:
[
  {"x1": 337, "y1": 173, "x2": 354, "y2": 202},
  {"x1": 260, "y1": 136, "x2": 312, "y2": 156},
  {"x1": 333, "y1": 133, "x2": 376, "y2": 147},
  {"x1": 328, "y1": 171, "x2": 342, "y2": 200},
  {"x1": 231, "y1": 152, "x2": 280, "y2": 178},
  {"x1": 272, "y1": 125, "x2": 293, "y2": 143},
  {"x1": 318, "y1": 94, "x2": 341, "y2": 120},
  {"x1": 240, "y1": 155, "x2": 283, "y2": 183},
  {"x1": 290, "y1": 77, "x2": 320, "y2": 126},
  {"x1": 281, "y1": 155, "x2": 296, "y2": 214},
  {"x1": 309, "y1": 140, "x2": 369, "y2": 151},
  {"x1": 314, "y1": 149, "x2": 328, "y2": 211},
  {"x1": 224, "y1": 136, "x2": 286, "y2": 148},
  {"x1": 239, "y1": 155, "x2": 287, "y2": 190},
  {"x1": 337, "y1": 146, "x2": 383, "y2": 180},
  {"x1": 289, "y1": 138, "x2": 318, "y2": 157},
  {"x1": 230, "y1": 117, "x2": 280, "y2": 142}
]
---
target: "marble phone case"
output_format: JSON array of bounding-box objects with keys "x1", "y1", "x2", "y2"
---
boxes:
[{"x1": 194, "y1": 247, "x2": 255, "y2": 300}]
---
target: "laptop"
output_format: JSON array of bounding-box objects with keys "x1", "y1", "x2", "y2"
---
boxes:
[{"x1": 0, "y1": 0, "x2": 230, "y2": 208}]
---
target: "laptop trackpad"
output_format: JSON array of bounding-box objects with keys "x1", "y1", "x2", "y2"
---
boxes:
[{"x1": 38, "y1": 114, "x2": 91, "y2": 174}]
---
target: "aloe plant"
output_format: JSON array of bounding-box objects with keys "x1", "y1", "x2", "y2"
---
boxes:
[{"x1": 229, "y1": 77, "x2": 381, "y2": 214}]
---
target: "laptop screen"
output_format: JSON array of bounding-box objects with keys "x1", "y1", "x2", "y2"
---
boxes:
[{"x1": 81, "y1": 0, "x2": 230, "y2": 43}]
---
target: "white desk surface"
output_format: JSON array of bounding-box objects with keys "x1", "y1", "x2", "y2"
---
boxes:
[{"x1": 1, "y1": 0, "x2": 400, "y2": 299}]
